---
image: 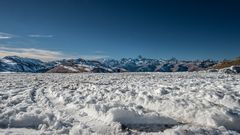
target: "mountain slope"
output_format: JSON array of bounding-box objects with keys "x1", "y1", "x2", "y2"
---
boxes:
[
  {"x1": 102, "y1": 57, "x2": 217, "y2": 72},
  {"x1": 47, "y1": 58, "x2": 112, "y2": 73},
  {"x1": 0, "y1": 56, "x2": 49, "y2": 72},
  {"x1": 0, "y1": 56, "x2": 218, "y2": 73},
  {"x1": 214, "y1": 57, "x2": 240, "y2": 69}
]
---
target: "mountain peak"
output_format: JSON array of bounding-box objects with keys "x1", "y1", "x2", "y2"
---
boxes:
[{"x1": 0, "y1": 55, "x2": 220, "y2": 73}]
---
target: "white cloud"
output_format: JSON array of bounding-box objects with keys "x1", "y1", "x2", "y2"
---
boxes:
[
  {"x1": 0, "y1": 32, "x2": 14, "y2": 39},
  {"x1": 0, "y1": 46, "x2": 65, "y2": 61},
  {"x1": 28, "y1": 34, "x2": 54, "y2": 38},
  {"x1": 0, "y1": 46, "x2": 109, "y2": 61}
]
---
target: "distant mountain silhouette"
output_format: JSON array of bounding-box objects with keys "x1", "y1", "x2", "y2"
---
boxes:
[{"x1": 0, "y1": 55, "x2": 224, "y2": 73}]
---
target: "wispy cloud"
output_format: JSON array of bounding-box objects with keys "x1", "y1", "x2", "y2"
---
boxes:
[
  {"x1": 28, "y1": 34, "x2": 54, "y2": 38},
  {"x1": 0, "y1": 32, "x2": 14, "y2": 39},
  {"x1": 0, "y1": 46, "x2": 109, "y2": 61},
  {"x1": 78, "y1": 50, "x2": 109, "y2": 60},
  {"x1": 0, "y1": 46, "x2": 65, "y2": 61},
  {"x1": 79, "y1": 55, "x2": 109, "y2": 60}
]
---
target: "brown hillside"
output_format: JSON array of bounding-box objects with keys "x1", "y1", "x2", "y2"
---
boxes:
[
  {"x1": 47, "y1": 65, "x2": 88, "y2": 73},
  {"x1": 214, "y1": 57, "x2": 240, "y2": 69}
]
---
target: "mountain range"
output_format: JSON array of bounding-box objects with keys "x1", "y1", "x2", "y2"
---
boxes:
[{"x1": 0, "y1": 55, "x2": 222, "y2": 73}]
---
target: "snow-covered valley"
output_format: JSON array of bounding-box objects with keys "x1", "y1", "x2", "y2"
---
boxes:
[{"x1": 0, "y1": 72, "x2": 240, "y2": 135}]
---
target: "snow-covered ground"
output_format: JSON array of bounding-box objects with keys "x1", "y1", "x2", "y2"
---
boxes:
[{"x1": 0, "y1": 72, "x2": 240, "y2": 135}]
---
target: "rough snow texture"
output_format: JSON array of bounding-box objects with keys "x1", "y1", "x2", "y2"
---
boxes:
[{"x1": 0, "y1": 72, "x2": 240, "y2": 135}]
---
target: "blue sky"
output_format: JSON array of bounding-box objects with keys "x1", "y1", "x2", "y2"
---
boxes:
[{"x1": 0, "y1": 0, "x2": 240, "y2": 61}]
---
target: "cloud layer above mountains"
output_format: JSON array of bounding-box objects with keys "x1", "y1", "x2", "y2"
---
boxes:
[{"x1": 0, "y1": 46, "x2": 64, "y2": 61}]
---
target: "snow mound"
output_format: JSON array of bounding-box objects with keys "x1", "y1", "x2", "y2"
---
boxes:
[
  {"x1": 107, "y1": 108, "x2": 179, "y2": 132},
  {"x1": 219, "y1": 66, "x2": 240, "y2": 74},
  {"x1": 69, "y1": 125, "x2": 93, "y2": 135},
  {"x1": 107, "y1": 108, "x2": 177, "y2": 125},
  {"x1": 84, "y1": 105, "x2": 179, "y2": 132}
]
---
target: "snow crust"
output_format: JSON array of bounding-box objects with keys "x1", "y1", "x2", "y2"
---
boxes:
[{"x1": 0, "y1": 72, "x2": 240, "y2": 134}]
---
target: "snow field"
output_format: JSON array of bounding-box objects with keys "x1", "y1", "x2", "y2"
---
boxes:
[{"x1": 0, "y1": 72, "x2": 240, "y2": 134}]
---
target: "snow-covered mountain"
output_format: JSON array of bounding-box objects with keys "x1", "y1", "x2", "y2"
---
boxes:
[
  {"x1": 101, "y1": 56, "x2": 217, "y2": 72},
  {"x1": 47, "y1": 58, "x2": 112, "y2": 73},
  {"x1": 0, "y1": 56, "x2": 218, "y2": 73},
  {"x1": 0, "y1": 56, "x2": 49, "y2": 72}
]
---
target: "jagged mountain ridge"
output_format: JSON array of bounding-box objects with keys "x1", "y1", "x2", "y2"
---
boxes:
[
  {"x1": 47, "y1": 58, "x2": 113, "y2": 73},
  {"x1": 0, "y1": 55, "x2": 218, "y2": 73},
  {"x1": 101, "y1": 57, "x2": 217, "y2": 72},
  {"x1": 0, "y1": 56, "x2": 49, "y2": 72}
]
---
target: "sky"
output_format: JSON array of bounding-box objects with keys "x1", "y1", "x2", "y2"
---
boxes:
[{"x1": 0, "y1": 0, "x2": 240, "y2": 61}]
